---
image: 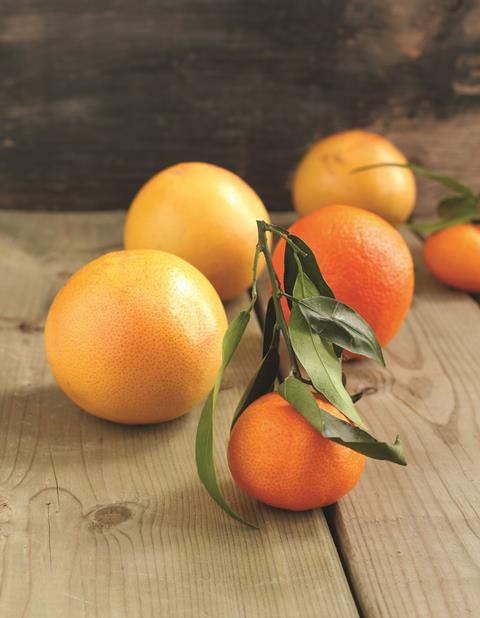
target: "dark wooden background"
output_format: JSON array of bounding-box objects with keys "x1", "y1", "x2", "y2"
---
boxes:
[{"x1": 1, "y1": 0, "x2": 480, "y2": 213}]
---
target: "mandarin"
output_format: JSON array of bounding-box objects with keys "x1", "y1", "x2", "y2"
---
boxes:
[
  {"x1": 423, "y1": 224, "x2": 480, "y2": 293},
  {"x1": 228, "y1": 392, "x2": 365, "y2": 510},
  {"x1": 272, "y1": 205, "x2": 414, "y2": 350}
]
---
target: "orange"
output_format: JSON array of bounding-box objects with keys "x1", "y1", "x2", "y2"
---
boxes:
[
  {"x1": 292, "y1": 130, "x2": 416, "y2": 225},
  {"x1": 45, "y1": 250, "x2": 227, "y2": 424},
  {"x1": 272, "y1": 205, "x2": 414, "y2": 349},
  {"x1": 124, "y1": 162, "x2": 270, "y2": 300},
  {"x1": 423, "y1": 224, "x2": 480, "y2": 293},
  {"x1": 228, "y1": 392, "x2": 365, "y2": 510}
]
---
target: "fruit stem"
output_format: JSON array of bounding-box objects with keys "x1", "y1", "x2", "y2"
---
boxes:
[
  {"x1": 265, "y1": 224, "x2": 308, "y2": 256},
  {"x1": 249, "y1": 242, "x2": 261, "y2": 309},
  {"x1": 256, "y1": 220, "x2": 302, "y2": 379}
]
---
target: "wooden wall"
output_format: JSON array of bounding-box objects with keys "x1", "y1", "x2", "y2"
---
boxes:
[{"x1": 1, "y1": 0, "x2": 480, "y2": 212}]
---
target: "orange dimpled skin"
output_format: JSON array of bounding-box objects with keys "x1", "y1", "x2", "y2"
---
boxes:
[
  {"x1": 45, "y1": 250, "x2": 227, "y2": 424},
  {"x1": 272, "y1": 205, "x2": 414, "y2": 349},
  {"x1": 423, "y1": 224, "x2": 480, "y2": 293},
  {"x1": 124, "y1": 162, "x2": 270, "y2": 301},
  {"x1": 228, "y1": 392, "x2": 365, "y2": 511}
]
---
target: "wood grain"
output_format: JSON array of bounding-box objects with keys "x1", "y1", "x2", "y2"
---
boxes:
[
  {"x1": 1, "y1": 0, "x2": 480, "y2": 213},
  {"x1": 333, "y1": 231, "x2": 480, "y2": 618},
  {"x1": 265, "y1": 213, "x2": 480, "y2": 617},
  {"x1": 0, "y1": 211, "x2": 357, "y2": 617}
]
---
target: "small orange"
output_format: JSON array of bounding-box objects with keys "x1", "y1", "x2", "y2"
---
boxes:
[
  {"x1": 124, "y1": 162, "x2": 270, "y2": 300},
  {"x1": 228, "y1": 392, "x2": 365, "y2": 510},
  {"x1": 292, "y1": 130, "x2": 416, "y2": 225},
  {"x1": 272, "y1": 205, "x2": 414, "y2": 350},
  {"x1": 423, "y1": 224, "x2": 480, "y2": 293},
  {"x1": 45, "y1": 250, "x2": 227, "y2": 424}
]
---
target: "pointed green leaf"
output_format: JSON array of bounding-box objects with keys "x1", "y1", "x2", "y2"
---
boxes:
[
  {"x1": 407, "y1": 163, "x2": 475, "y2": 197},
  {"x1": 288, "y1": 274, "x2": 369, "y2": 431},
  {"x1": 297, "y1": 296, "x2": 385, "y2": 365},
  {"x1": 284, "y1": 234, "x2": 334, "y2": 300},
  {"x1": 354, "y1": 162, "x2": 475, "y2": 197},
  {"x1": 437, "y1": 196, "x2": 472, "y2": 220},
  {"x1": 262, "y1": 296, "x2": 277, "y2": 356},
  {"x1": 284, "y1": 241, "x2": 297, "y2": 309},
  {"x1": 231, "y1": 328, "x2": 280, "y2": 429},
  {"x1": 278, "y1": 377, "x2": 407, "y2": 465},
  {"x1": 409, "y1": 210, "x2": 477, "y2": 235},
  {"x1": 195, "y1": 310, "x2": 257, "y2": 527}
]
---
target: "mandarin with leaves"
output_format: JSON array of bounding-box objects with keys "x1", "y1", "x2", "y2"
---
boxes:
[
  {"x1": 361, "y1": 162, "x2": 480, "y2": 293},
  {"x1": 124, "y1": 162, "x2": 270, "y2": 300},
  {"x1": 196, "y1": 220, "x2": 406, "y2": 527},
  {"x1": 228, "y1": 392, "x2": 365, "y2": 510},
  {"x1": 45, "y1": 250, "x2": 227, "y2": 424},
  {"x1": 272, "y1": 205, "x2": 414, "y2": 351}
]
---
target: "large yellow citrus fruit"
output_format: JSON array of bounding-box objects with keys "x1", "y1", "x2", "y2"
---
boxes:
[
  {"x1": 228, "y1": 392, "x2": 365, "y2": 511},
  {"x1": 292, "y1": 130, "x2": 416, "y2": 225},
  {"x1": 124, "y1": 162, "x2": 270, "y2": 300},
  {"x1": 45, "y1": 250, "x2": 227, "y2": 424}
]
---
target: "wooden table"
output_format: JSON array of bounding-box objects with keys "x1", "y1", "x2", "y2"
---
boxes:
[{"x1": 0, "y1": 210, "x2": 479, "y2": 617}]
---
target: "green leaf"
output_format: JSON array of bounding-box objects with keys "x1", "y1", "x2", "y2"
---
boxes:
[
  {"x1": 262, "y1": 296, "x2": 277, "y2": 356},
  {"x1": 284, "y1": 241, "x2": 297, "y2": 310},
  {"x1": 354, "y1": 162, "x2": 475, "y2": 197},
  {"x1": 437, "y1": 196, "x2": 471, "y2": 219},
  {"x1": 408, "y1": 194, "x2": 479, "y2": 234},
  {"x1": 288, "y1": 274, "x2": 369, "y2": 431},
  {"x1": 407, "y1": 163, "x2": 475, "y2": 197},
  {"x1": 231, "y1": 328, "x2": 280, "y2": 429},
  {"x1": 284, "y1": 234, "x2": 334, "y2": 300},
  {"x1": 195, "y1": 310, "x2": 257, "y2": 528},
  {"x1": 278, "y1": 377, "x2": 407, "y2": 465},
  {"x1": 297, "y1": 296, "x2": 385, "y2": 365},
  {"x1": 409, "y1": 210, "x2": 477, "y2": 235}
]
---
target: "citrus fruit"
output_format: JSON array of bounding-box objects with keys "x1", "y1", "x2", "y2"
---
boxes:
[
  {"x1": 228, "y1": 392, "x2": 365, "y2": 510},
  {"x1": 124, "y1": 162, "x2": 270, "y2": 300},
  {"x1": 272, "y1": 205, "x2": 414, "y2": 349},
  {"x1": 45, "y1": 250, "x2": 227, "y2": 424},
  {"x1": 423, "y1": 224, "x2": 480, "y2": 293},
  {"x1": 292, "y1": 130, "x2": 416, "y2": 225}
]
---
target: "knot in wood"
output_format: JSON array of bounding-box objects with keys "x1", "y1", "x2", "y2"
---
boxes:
[
  {"x1": 0, "y1": 497, "x2": 12, "y2": 523},
  {"x1": 93, "y1": 504, "x2": 131, "y2": 528}
]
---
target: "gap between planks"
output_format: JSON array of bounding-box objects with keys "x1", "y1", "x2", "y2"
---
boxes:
[
  {"x1": 261, "y1": 212, "x2": 480, "y2": 618},
  {"x1": 0, "y1": 210, "x2": 358, "y2": 618}
]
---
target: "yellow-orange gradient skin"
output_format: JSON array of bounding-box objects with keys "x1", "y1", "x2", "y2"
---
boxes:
[
  {"x1": 423, "y1": 224, "x2": 480, "y2": 293},
  {"x1": 45, "y1": 250, "x2": 227, "y2": 424},
  {"x1": 228, "y1": 392, "x2": 365, "y2": 510},
  {"x1": 124, "y1": 162, "x2": 270, "y2": 301},
  {"x1": 272, "y1": 205, "x2": 414, "y2": 349},
  {"x1": 292, "y1": 130, "x2": 416, "y2": 225}
]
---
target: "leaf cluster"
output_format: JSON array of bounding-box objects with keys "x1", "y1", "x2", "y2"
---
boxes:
[
  {"x1": 354, "y1": 162, "x2": 480, "y2": 234},
  {"x1": 196, "y1": 221, "x2": 406, "y2": 526}
]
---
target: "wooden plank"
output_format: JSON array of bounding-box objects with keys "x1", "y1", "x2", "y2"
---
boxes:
[
  {"x1": 0, "y1": 211, "x2": 358, "y2": 617},
  {"x1": 265, "y1": 212, "x2": 480, "y2": 617},
  {"x1": 1, "y1": 1, "x2": 480, "y2": 213}
]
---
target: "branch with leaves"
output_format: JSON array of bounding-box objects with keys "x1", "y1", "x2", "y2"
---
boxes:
[
  {"x1": 195, "y1": 221, "x2": 406, "y2": 527},
  {"x1": 355, "y1": 163, "x2": 480, "y2": 234}
]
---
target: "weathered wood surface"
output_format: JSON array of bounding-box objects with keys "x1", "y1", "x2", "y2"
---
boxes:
[
  {"x1": 335, "y1": 232, "x2": 480, "y2": 618},
  {"x1": 263, "y1": 213, "x2": 480, "y2": 618},
  {"x1": 0, "y1": 211, "x2": 357, "y2": 617},
  {"x1": 1, "y1": 0, "x2": 480, "y2": 213}
]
